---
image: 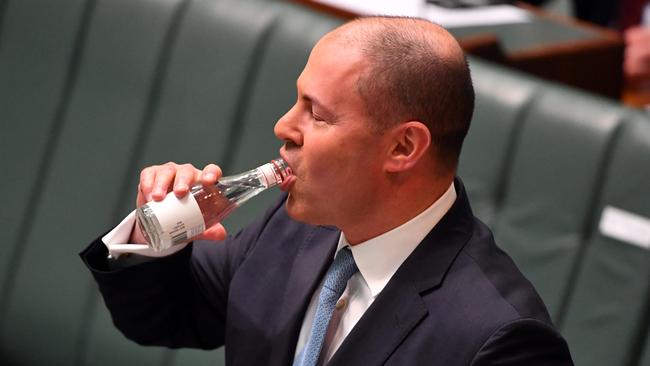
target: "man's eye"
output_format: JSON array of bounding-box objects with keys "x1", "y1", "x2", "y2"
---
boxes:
[{"x1": 312, "y1": 111, "x2": 325, "y2": 122}]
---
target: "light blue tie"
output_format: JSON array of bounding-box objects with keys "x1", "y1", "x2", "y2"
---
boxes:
[{"x1": 296, "y1": 247, "x2": 358, "y2": 366}]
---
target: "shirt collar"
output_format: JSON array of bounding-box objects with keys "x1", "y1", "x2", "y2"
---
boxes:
[{"x1": 335, "y1": 182, "x2": 457, "y2": 297}]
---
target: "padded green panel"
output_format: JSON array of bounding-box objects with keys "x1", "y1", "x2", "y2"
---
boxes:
[
  {"x1": 80, "y1": 1, "x2": 278, "y2": 365},
  {"x1": 171, "y1": 348, "x2": 226, "y2": 366},
  {"x1": 492, "y1": 87, "x2": 625, "y2": 320},
  {"x1": 126, "y1": 0, "x2": 279, "y2": 172},
  {"x1": 641, "y1": 331, "x2": 650, "y2": 366},
  {"x1": 561, "y1": 114, "x2": 650, "y2": 366},
  {"x1": 172, "y1": 3, "x2": 341, "y2": 365},
  {"x1": 459, "y1": 59, "x2": 538, "y2": 226},
  {"x1": 219, "y1": 3, "x2": 342, "y2": 233},
  {"x1": 0, "y1": 0, "x2": 184, "y2": 364},
  {"x1": 0, "y1": 0, "x2": 87, "y2": 307}
]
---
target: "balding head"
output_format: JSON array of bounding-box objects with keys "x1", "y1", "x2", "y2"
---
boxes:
[{"x1": 328, "y1": 17, "x2": 474, "y2": 174}]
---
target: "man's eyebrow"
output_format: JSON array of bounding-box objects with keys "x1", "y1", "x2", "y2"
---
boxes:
[{"x1": 302, "y1": 93, "x2": 334, "y2": 117}]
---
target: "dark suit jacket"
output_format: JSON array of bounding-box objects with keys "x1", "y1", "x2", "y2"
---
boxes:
[{"x1": 81, "y1": 178, "x2": 573, "y2": 365}]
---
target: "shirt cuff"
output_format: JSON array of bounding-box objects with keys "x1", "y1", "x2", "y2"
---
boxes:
[{"x1": 102, "y1": 210, "x2": 188, "y2": 258}]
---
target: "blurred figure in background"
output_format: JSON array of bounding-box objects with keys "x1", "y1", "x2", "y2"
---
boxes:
[
  {"x1": 621, "y1": 1, "x2": 650, "y2": 105},
  {"x1": 524, "y1": 0, "x2": 650, "y2": 107}
]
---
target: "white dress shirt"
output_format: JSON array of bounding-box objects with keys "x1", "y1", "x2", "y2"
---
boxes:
[
  {"x1": 102, "y1": 184, "x2": 456, "y2": 365},
  {"x1": 293, "y1": 183, "x2": 457, "y2": 365}
]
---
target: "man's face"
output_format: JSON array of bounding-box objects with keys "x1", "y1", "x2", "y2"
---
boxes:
[{"x1": 275, "y1": 36, "x2": 391, "y2": 228}]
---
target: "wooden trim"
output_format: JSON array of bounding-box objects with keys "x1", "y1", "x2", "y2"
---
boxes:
[
  {"x1": 457, "y1": 34, "x2": 508, "y2": 64},
  {"x1": 515, "y1": 1, "x2": 621, "y2": 42},
  {"x1": 286, "y1": 0, "x2": 625, "y2": 99}
]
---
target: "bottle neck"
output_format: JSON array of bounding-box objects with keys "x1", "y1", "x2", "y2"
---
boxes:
[{"x1": 257, "y1": 158, "x2": 292, "y2": 188}]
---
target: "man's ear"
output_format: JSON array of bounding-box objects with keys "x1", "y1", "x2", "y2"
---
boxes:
[{"x1": 384, "y1": 121, "x2": 431, "y2": 173}]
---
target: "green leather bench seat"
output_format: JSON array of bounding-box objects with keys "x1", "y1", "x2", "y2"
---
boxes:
[
  {"x1": 0, "y1": 0, "x2": 88, "y2": 326},
  {"x1": 0, "y1": 0, "x2": 648, "y2": 365},
  {"x1": 81, "y1": 2, "x2": 280, "y2": 364},
  {"x1": 642, "y1": 330, "x2": 650, "y2": 366},
  {"x1": 560, "y1": 113, "x2": 650, "y2": 366},
  {"x1": 1, "y1": 0, "x2": 189, "y2": 364},
  {"x1": 489, "y1": 87, "x2": 624, "y2": 319},
  {"x1": 459, "y1": 61, "x2": 538, "y2": 227}
]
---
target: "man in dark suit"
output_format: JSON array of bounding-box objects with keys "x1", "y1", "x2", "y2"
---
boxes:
[{"x1": 81, "y1": 16, "x2": 573, "y2": 365}]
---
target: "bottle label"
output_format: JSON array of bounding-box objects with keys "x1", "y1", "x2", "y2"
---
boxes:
[
  {"x1": 258, "y1": 163, "x2": 280, "y2": 188},
  {"x1": 146, "y1": 191, "x2": 206, "y2": 249}
]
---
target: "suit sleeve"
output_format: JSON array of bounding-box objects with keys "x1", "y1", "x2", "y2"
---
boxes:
[
  {"x1": 470, "y1": 318, "x2": 574, "y2": 366},
  {"x1": 79, "y1": 194, "x2": 288, "y2": 350}
]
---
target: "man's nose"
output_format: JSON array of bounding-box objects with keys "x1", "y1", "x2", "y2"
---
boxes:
[{"x1": 274, "y1": 105, "x2": 303, "y2": 147}]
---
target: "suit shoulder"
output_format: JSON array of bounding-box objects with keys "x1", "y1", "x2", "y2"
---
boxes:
[
  {"x1": 470, "y1": 318, "x2": 573, "y2": 365},
  {"x1": 455, "y1": 218, "x2": 554, "y2": 325}
]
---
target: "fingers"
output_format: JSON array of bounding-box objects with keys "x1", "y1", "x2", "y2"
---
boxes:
[
  {"x1": 150, "y1": 163, "x2": 178, "y2": 201},
  {"x1": 139, "y1": 166, "x2": 157, "y2": 202},
  {"x1": 198, "y1": 223, "x2": 227, "y2": 241},
  {"x1": 200, "y1": 164, "x2": 222, "y2": 186},
  {"x1": 173, "y1": 164, "x2": 201, "y2": 198},
  {"x1": 137, "y1": 162, "x2": 223, "y2": 206}
]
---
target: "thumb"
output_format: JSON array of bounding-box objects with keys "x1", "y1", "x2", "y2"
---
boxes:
[{"x1": 197, "y1": 223, "x2": 227, "y2": 242}]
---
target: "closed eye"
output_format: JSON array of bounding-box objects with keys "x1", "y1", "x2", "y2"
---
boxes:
[{"x1": 312, "y1": 111, "x2": 325, "y2": 122}]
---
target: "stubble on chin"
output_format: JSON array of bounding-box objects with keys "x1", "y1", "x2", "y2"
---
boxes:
[{"x1": 283, "y1": 194, "x2": 321, "y2": 226}]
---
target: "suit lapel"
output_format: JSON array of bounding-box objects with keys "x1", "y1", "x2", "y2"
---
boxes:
[
  {"x1": 270, "y1": 225, "x2": 339, "y2": 365},
  {"x1": 328, "y1": 178, "x2": 475, "y2": 366}
]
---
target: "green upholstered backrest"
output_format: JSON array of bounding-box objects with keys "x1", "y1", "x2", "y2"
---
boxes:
[
  {"x1": 1, "y1": 0, "x2": 187, "y2": 364},
  {"x1": 0, "y1": 0, "x2": 88, "y2": 328},
  {"x1": 0, "y1": 0, "x2": 339, "y2": 365},
  {"x1": 459, "y1": 61, "x2": 539, "y2": 227},
  {"x1": 560, "y1": 112, "x2": 650, "y2": 366},
  {"x1": 641, "y1": 330, "x2": 650, "y2": 366},
  {"x1": 79, "y1": 0, "x2": 280, "y2": 364},
  {"x1": 490, "y1": 87, "x2": 625, "y2": 318},
  {"x1": 461, "y1": 61, "x2": 650, "y2": 366},
  {"x1": 221, "y1": 5, "x2": 342, "y2": 232}
]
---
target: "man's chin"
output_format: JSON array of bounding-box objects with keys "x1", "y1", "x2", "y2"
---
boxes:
[{"x1": 283, "y1": 197, "x2": 325, "y2": 226}]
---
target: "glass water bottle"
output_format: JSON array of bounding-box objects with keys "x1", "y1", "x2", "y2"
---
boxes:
[{"x1": 136, "y1": 158, "x2": 292, "y2": 251}]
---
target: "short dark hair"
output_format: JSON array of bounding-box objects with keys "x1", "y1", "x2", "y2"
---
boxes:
[{"x1": 351, "y1": 17, "x2": 475, "y2": 173}]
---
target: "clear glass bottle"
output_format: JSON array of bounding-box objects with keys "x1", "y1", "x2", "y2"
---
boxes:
[{"x1": 136, "y1": 158, "x2": 292, "y2": 251}]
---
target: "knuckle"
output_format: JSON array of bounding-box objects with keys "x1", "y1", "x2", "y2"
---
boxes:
[
  {"x1": 181, "y1": 163, "x2": 196, "y2": 174},
  {"x1": 162, "y1": 165, "x2": 176, "y2": 175}
]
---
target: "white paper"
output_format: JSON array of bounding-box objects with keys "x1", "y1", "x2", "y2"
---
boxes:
[
  {"x1": 424, "y1": 4, "x2": 531, "y2": 28},
  {"x1": 599, "y1": 206, "x2": 650, "y2": 250},
  {"x1": 312, "y1": 0, "x2": 531, "y2": 27}
]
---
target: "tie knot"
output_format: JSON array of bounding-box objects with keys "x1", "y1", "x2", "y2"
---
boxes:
[{"x1": 322, "y1": 247, "x2": 358, "y2": 296}]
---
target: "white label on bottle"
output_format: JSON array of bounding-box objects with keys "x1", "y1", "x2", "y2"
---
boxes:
[
  {"x1": 599, "y1": 206, "x2": 650, "y2": 250},
  {"x1": 146, "y1": 191, "x2": 206, "y2": 249},
  {"x1": 258, "y1": 163, "x2": 277, "y2": 188}
]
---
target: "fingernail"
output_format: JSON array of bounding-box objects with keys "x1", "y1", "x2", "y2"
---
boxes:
[
  {"x1": 177, "y1": 183, "x2": 188, "y2": 191},
  {"x1": 153, "y1": 188, "x2": 164, "y2": 198},
  {"x1": 204, "y1": 173, "x2": 215, "y2": 181}
]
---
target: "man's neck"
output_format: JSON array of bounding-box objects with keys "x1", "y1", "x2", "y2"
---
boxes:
[{"x1": 341, "y1": 175, "x2": 454, "y2": 245}]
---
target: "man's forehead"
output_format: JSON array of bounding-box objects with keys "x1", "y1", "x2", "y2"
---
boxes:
[{"x1": 298, "y1": 37, "x2": 365, "y2": 90}]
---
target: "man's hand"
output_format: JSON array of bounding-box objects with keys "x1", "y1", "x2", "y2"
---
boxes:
[
  {"x1": 624, "y1": 26, "x2": 650, "y2": 84},
  {"x1": 129, "y1": 162, "x2": 228, "y2": 243}
]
